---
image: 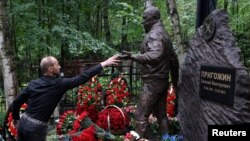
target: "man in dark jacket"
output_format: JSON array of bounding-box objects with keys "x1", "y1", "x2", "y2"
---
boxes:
[
  {"x1": 10, "y1": 55, "x2": 120, "y2": 141},
  {"x1": 120, "y1": 6, "x2": 179, "y2": 139}
]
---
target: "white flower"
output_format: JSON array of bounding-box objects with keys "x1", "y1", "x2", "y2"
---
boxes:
[
  {"x1": 55, "y1": 119, "x2": 59, "y2": 123},
  {"x1": 130, "y1": 130, "x2": 140, "y2": 140}
]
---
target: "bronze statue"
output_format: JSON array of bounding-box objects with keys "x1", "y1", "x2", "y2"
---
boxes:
[{"x1": 120, "y1": 6, "x2": 179, "y2": 139}]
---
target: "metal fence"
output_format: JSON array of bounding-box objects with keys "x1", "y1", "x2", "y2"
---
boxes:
[
  {"x1": 58, "y1": 60, "x2": 143, "y2": 114},
  {"x1": 0, "y1": 59, "x2": 143, "y2": 129}
]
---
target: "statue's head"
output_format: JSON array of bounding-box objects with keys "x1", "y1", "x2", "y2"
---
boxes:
[{"x1": 142, "y1": 6, "x2": 161, "y2": 33}]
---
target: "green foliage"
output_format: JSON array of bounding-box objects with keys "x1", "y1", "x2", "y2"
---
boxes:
[
  {"x1": 154, "y1": 0, "x2": 197, "y2": 42},
  {"x1": 0, "y1": 89, "x2": 6, "y2": 126},
  {"x1": 10, "y1": 0, "x2": 117, "y2": 59},
  {"x1": 0, "y1": 89, "x2": 6, "y2": 112},
  {"x1": 7, "y1": 0, "x2": 122, "y2": 82},
  {"x1": 109, "y1": 1, "x2": 144, "y2": 45},
  {"x1": 94, "y1": 67, "x2": 119, "y2": 89},
  {"x1": 46, "y1": 128, "x2": 59, "y2": 141},
  {"x1": 6, "y1": 0, "x2": 250, "y2": 84},
  {"x1": 177, "y1": 0, "x2": 196, "y2": 40},
  {"x1": 52, "y1": 25, "x2": 117, "y2": 58},
  {"x1": 65, "y1": 88, "x2": 78, "y2": 104},
  {"x1": 217, "y1": 0, "x2": 250, "y2": 70}
]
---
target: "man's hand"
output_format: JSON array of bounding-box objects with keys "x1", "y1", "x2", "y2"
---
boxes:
[
  {"x1": 119, "y1": 50, "x2": 132, "y2": 60},
  {"x1": 101, "y1": 54, "x2": 121, "y2": 68}
]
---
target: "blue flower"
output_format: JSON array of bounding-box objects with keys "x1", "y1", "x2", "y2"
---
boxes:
[
  {"x1": 162, "y1": 134, "x2": 184, "y2": 141},
  {"x1": 162, "y1": 134, "x2": 170, "y2": 140}
]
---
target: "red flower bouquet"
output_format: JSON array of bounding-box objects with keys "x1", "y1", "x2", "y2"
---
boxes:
[
  {"x1": 67, "y1": 112, "x2": 98, "y2": 141},
  {"x1": 105, "y1": 75, "x2": 130, "y2": 107},
  {"x1": 7, "y1": 103, "x2": 27, "y2": 138},
  {"x1": 166, "y1": 84, "x2": 177, "y2": 118},
  {"x1": 96, "y1": 105, "x2": 130, "y2": 135},
  {"x1": 70, "y1": 125, "x2": 97, "y2": 141},
  {"x1": 166, "y1": 84, "x2": 181, "y2": 135},
  {"x1": 76, "y1": 76, "x2": 103, "y2": 121},
  {"x1": 57, "y1": 111, "x2": 116, "y2": 141},
  {"x1": 67, "y1": 111, "x2": 89, "y2": 134},
  {"x1": 56, "y1": 110, "x2": 76, "y2": 135}
]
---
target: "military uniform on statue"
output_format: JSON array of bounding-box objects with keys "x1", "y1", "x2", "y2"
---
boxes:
[{"x1": 120, "y1": 5, "x2": 179, "y2": 140}]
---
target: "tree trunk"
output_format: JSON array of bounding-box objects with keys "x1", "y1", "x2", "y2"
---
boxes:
[
  {"x1": 38, "y1": 0, "x2": 44, "y2": 60},
  {"x1": 224, "y1": 0, "x2": 228, "y2": 11},
  {"x1": 60, "y1": 1, "x2": 66, "y2": 73},
  {"x1": 99, "y1": 6, "x2": 103, "y2": 39},
  {"x1": 166, "y1": 0, "x2": 184, "y2": 63},
  {"x1": 103, "y1": 0, "x2": 111, "y2": 45},
  {"x1": 9, "y1": 0, "x2": 17, "y2": 57},
  {"x1": 46, "y1": 0, "x2": 52, "y2": 54},
  {"x1": 231, "y1": 0, "x2": 237, "y2": 15},
  {"x1": 0, "y1": 0, "x2": 17, "y2": 108},
  {"x1": 95, "y1": 5, "x2": 100, "y2": 39},
  {"x1": 121, "y1": 17, "x2": 128, "y2": 52}
]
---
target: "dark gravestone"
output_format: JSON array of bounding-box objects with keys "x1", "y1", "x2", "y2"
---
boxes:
[{"x1": 178, "y1": 9, "x2": 250, "y2": 141}]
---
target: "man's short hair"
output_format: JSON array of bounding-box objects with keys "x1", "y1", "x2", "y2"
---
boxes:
[{"x1": 40, "y1": 56, "x2": 55, "y2": 74}]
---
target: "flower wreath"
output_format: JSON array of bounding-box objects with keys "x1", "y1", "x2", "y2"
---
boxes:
[
  {"x1": 105, "y1": 75, "x2": 130, "y2": 107},
  {"x1": 166, "y1": 84, "x2": 177, "y2": 118},
  {"x1": 166, "y1": 84, "x2": 181, "y2": 135},
  {"x1": 7, "y1": 103, "x2": 28, "y2": 138},
  {"x1": 67, "y1": 111, "x2": 98, "y2": 141},
  {"x1": 56, "y1": 110, "x2": 77, "y2": 135},
  {"x1": 76, "y1": 76, "x2": 102, "y2": 121},
  {"x1": 70, "y1": 125, "x2": 97, "y2": 141},
  {"x1": 67, "y1": 111, "x2": 89, "y2": 134},
  {"x1": 57, "y1": 111, "x2": 115, "y2": 141},
  {"x1": 95, "y1": 105, "x2": 130, "y2": 135}
]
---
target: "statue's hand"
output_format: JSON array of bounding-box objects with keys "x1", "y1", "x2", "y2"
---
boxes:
[{"x1": 119, "y1": 50, "x2": 132, "y2": 60}]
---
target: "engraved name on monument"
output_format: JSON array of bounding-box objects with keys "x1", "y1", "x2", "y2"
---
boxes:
[{"x1": 200, "y1": 65, "x2": 236, "y2": 106}]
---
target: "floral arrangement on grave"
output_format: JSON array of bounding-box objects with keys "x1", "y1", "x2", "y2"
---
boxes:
[
  {"x1": 166, "y1": 84, "x2": 181, "y2": 135},
  {"x1": 76, "y1": 76, "x2": 103, "y2": 121},
  {"x1": 56, "y1": 110, "x2": 76, "y2": 135},
  {"x1": 57, "y1": 111, "x2": 116, "y2": 141},
  {"x1": 7, "y1": 103, "x2": 27, "y2": 138},
  {"x1": 162, "y1": 133, "x2": 184, "y2": 141},
  {"x1": 95, "y1": 105, "x2": 131, "y2": 135},
  {"x1": 56, "y1": 74, "x2": 132, "y2": 140},
  {"x1": 105, "y1": 74, "x2": 130, "y2": 107},
  {"x1": 166, "y1": 84, "x2": 176, "y2": 118}
]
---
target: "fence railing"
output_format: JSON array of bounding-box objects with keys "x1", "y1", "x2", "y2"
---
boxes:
[
  {"x1": 0, "y1": 60, "x2": 143, "y2": 124},
  {"x1": 58, "y1": 60, "x2": 143, "y2": 114}
]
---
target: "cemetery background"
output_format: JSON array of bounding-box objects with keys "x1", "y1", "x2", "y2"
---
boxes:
[
  {"x1": 3, "y1": 61, "x2": 181, "y2": 141},
  {"x1": 1, "y1": 0, "x2": 250, "y2": 141}
]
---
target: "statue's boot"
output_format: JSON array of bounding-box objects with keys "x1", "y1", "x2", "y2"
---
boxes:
[
  {"x1": 135, "y1": 120, "x2": 150, "y2": 139},
  {"x1": 158, "y1": 118, "x2": 169, "y2": 136}
]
